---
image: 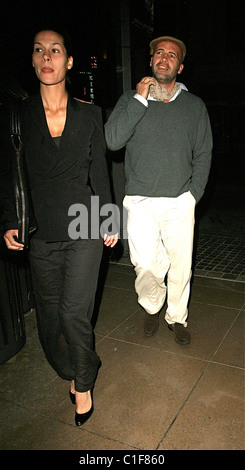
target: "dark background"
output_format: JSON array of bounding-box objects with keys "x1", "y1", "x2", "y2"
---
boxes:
[{"x1": 0, "y1": 0, "x2": 244, "y2": 238}]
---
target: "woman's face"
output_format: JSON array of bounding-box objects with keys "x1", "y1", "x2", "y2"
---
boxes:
[{"x1": 32, "y1": 30, "x2": 73, "y2": 87}]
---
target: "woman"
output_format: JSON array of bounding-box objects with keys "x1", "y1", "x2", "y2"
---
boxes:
[{"x1": 1, "y1": 28, "x2": 117, "y2": 426}]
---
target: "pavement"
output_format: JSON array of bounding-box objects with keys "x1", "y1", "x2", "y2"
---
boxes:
[{"x1": 0, "y1": 254, "x2": 244, "y2": 452}]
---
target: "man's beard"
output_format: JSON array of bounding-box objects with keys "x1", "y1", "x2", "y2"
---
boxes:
[{"x1": 152, "y1": 67, "x2": 178, "y2": 85}]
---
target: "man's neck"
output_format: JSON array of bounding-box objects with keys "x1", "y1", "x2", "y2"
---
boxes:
[{"x1": 149, "y1": 81, "x2": 179, "y2": 102}]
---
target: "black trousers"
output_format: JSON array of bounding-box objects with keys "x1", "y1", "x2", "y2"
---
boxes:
[{"x1": 29, "y1": 238, "x2": 103, "y2": 392}]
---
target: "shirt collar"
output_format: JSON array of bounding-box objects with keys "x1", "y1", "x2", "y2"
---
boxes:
[{"x1": 147, "y1": 82, "x2": 188, "y2": 102}]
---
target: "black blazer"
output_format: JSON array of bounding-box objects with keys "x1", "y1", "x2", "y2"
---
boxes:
[{"x1": 0, "y1": 93, "x2": 112, "y2": 241}]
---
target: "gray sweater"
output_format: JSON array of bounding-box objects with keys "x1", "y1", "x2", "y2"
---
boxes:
[{"x1": 105, "y1": 90, "x2": 212, "y2": 203}]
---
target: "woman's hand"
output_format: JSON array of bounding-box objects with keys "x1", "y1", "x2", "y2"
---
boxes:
[
  {"x1": 103, "y1": 233, "x2": 118, "y2": 248},
  {"x1": 4, "y1": 229, "x2": 24, "y2": 251}
]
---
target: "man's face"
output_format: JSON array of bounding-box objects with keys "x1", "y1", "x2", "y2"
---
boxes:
[{"x1": 150, "y1": 41, "x2": 184, "y2": 86}]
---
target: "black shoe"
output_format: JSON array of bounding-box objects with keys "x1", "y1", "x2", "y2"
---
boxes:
[
  {"x1": 75, "y1": 390, "x2": 93, "y2": 426},
  {"x1": 75, "y1": 404, "x2": 93, "y2": 426},
  {"x1": 69, "y1": 389, "x2": 76, "y2": 405},
  {"x1": 144, "y1": 312, "x2": 159, "y2": 337},
  {"x1": 168, "y1": 322, "x2": 190, "y2": 345}
]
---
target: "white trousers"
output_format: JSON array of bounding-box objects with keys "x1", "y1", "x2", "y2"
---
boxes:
[{"x1": 123, "y1": 192, "x2": 196, "y2": 326}]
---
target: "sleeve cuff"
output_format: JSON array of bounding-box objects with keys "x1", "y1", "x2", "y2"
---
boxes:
[{"x1": 134, "y1": 94, "x2": 148, "y2": 107}]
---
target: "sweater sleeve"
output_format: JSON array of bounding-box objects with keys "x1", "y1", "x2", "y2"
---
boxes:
[
  {"x1": 105, "y1": 91, "x2": 148, "y2": 151},
  {"x1": 189, "y1": 103, "x2": 213, "y2": 203}
]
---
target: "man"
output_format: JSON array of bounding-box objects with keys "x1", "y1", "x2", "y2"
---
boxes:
[{"x1": 105, "y1": 36, "x2": 212, "y2": 344}]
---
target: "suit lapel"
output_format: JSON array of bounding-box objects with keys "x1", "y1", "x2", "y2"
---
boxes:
[
  {"x1": 63, "y1": 95, "x2": 90, "y2": 145},
  {"x1": 30, "y1": 93, "x2": 54, "y2": 144},
  {"x1": 29, "y1": 93, "x2": 91, "y2": 147}
]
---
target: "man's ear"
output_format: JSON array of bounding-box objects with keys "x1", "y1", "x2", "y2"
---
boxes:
[
  {"x1": 150, "y1": 57, "x2": 153, "y2": 67},
  {"x1": 178, "y1": 63, "x2": 184, "y2": 74}
]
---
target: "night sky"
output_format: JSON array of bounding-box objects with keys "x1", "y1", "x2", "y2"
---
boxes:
[
  {"x1": 0, "y1": 0, "x2": 244, "y2": 100},
  {"x1": 0, "y1": 0, "x2": 104, "y2": 91}
]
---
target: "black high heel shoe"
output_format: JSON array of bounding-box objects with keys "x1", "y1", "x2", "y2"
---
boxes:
[
  {"x1": 75, "y1": 404, "x2": 94, "y2": 426},
  {"x1": 69, "y1": 389, "x2": 76, "y2": 405},
  {"x1": 75, "y1": 390, "x2": 93, "y2": 426}
]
